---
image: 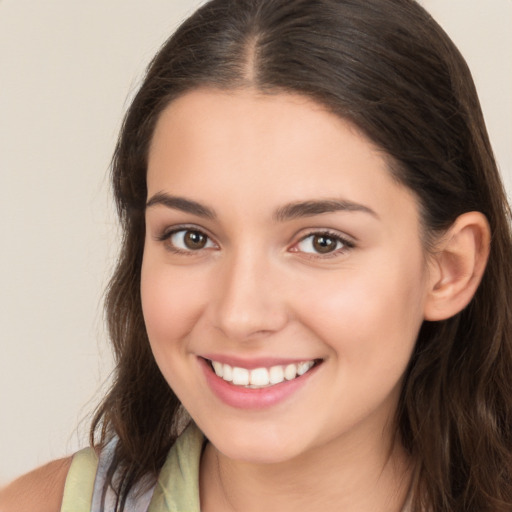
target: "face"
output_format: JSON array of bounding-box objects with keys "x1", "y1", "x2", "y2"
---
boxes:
[{"x1": 141, "y1": 89, "x2": 431, "y2": 464}]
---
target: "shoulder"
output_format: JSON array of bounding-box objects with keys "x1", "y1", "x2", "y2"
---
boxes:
[{"x1": 0, "y1": 457, "x2": 72, "y2": 512}]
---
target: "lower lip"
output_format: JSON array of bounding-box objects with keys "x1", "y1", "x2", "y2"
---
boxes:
[{"x1": 199, "y1": 358, "x2": 320, "y2": 410}]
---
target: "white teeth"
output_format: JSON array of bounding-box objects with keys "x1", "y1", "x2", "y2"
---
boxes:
[
  {"x1": 210, "y1": 359, "x2": 317, "y2": 388},
  {"x1": 222, "y1": 364, "x2": 233, "y2": 382},
  {"x1": 284, "y1": 364, "x2": 297, "y2": 380},
  {"x1": 297, "y1": 361, "x2": 314, "y2": 376},
  {"x1": 250, "y1": 367, "x2": 270, "y2": 386},
  {"x1": 212, "y1": 361, "x2": 224, "y2": 378},
  {"x1": 232, "y1": 367, "x2": 250, "y2": 386},
  {"x1": 269, "y1": 365, "x2": 285, "y2": 385}
]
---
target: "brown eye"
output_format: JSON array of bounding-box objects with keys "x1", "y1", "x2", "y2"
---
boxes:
[
  {"x1": 184, "y1": 230, "x2": 207, "y2": 249},
  {"x1": 312, "y1": 234, "x2": 338, "y2": 253},
  {"x1": 167, "y1": 229, "x2": 215, "y2": 252}
]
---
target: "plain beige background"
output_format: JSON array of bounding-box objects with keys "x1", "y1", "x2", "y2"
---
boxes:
[{"x1": 0, "y1": 0, "x2": 511, "y2": 484}]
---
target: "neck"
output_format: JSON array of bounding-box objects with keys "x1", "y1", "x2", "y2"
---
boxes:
[{"x1": 200, "y1": 425, "x2": 413, "y2": 512}]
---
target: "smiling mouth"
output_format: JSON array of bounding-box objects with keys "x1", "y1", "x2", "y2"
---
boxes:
[{"x1": 205, "y1": 358, "x2": 323, "y2": 389}]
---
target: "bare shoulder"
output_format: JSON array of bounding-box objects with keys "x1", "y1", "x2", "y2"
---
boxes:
[{"x1": 0, "y1": 457, "x2": 72, "y2": 512}]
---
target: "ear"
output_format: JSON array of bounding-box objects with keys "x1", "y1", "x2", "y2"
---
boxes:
[{"x1": 424, "y1": 212, "x2": 490, "y2": 321}]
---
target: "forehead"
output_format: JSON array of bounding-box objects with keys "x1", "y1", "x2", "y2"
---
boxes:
[{"x1": 147, "y1": 88, "x2": 419, "y2": 226}]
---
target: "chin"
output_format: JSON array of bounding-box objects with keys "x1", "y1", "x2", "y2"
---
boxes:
[
  {"x1": 203, "y1": 422, "x2": 311, "y2": 465},
  {"x1": 218, "y1": 441, "x2": 300, "y2": 465}
]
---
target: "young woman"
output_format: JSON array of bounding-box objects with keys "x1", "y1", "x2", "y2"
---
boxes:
[{"x1": 2, "y1": 0, "x2": 511, "y2": 510}]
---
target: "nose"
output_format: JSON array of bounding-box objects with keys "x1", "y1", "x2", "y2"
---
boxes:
[{"x1": 210, "y1": 249, "x2": 289, "y2": 342}]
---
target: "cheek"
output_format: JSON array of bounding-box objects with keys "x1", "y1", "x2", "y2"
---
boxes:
[
  {"x1": 140, "y1": 256, "x2": 209, "y2": 353},
  {"x1": 296, "y1": 256, "x2": 427, "y2": 364}
]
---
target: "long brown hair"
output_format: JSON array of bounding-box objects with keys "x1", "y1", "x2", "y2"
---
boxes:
[{"x1": 91, "y1": 0, "x2": 512, "y2": 510}]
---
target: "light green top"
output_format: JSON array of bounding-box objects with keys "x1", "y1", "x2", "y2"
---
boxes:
[{"x1": 60, "y1": 423, "x2": 204, "y2": 512}]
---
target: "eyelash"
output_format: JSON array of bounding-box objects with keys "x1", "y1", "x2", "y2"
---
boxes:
[{"x1": 156, "y1": 226, "x2": 355, "y2": 259}]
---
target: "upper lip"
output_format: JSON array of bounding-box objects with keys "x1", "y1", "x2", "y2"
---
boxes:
[{"x1": 200, "y1": 354, "x2": 322, "y2": 369}]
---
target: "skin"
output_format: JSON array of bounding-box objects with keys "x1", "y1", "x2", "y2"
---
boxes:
[
  {"x1": 142, "y1": 89, "x2": 435, "y2": 511},
  {"x1": 0, "y1": 457, "x2": 71, "y2": 512}
]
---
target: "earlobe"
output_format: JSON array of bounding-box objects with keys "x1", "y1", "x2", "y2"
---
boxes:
[{"x1": 424, "y1": 212, "x2": 490, "y2": 321}]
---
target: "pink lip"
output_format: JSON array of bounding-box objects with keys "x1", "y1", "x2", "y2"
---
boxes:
[{"x1": 198, "y1": 357, "x2": 321, "y2": 410}]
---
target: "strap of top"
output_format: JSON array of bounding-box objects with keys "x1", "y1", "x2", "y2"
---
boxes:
[
  {"x1": 147, "y1": 423, "x2": 203, "y2": 512},
  {"x1": 60, "y1": 423, "x2": 204, "y2": 512},
  {"x1": 60, "y1": 447, "x2": 98, "y2": 512}
]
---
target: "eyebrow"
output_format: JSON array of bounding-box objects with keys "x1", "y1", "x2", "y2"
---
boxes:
[
  {"x1": 146, "y1": 192, "x2": 378, "y2": 222},
  {"x1": 146, "y1": 192, "x2": 216, "y2": 219},
  {"x1": 272, "y1": 199, "x2": 378, "y2": 222}
]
